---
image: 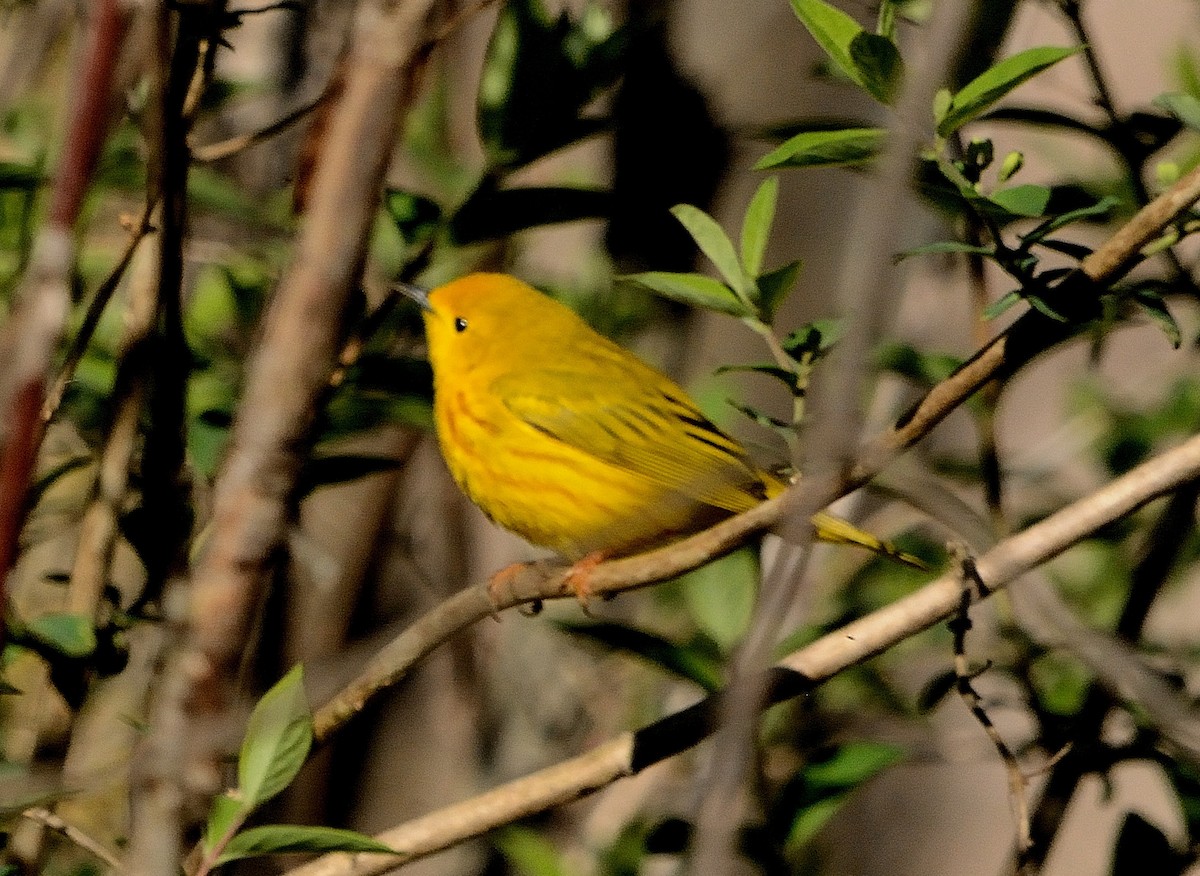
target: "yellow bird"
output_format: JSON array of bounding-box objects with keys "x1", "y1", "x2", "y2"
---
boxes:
[{"x1": 401, "y1": 273, "x2": 918, "y2": 595}]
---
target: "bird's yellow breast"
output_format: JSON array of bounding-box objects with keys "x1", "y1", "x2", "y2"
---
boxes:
[{"x1": 433, "y1": 380, "x2": 729, "y2": 559}]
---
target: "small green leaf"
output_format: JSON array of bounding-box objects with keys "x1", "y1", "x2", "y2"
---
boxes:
[
  {"x1": 997, "y1": 150, "x2": 1024, "y2": 183},
  {"x1": 678, "y1": 547, "x2": 759, "y2": 651},
  {"x1": 788, "y1": 0, "x2": 866, "y2": 87},
  {"x1": 382, "y1": 189, "x2": 441, "y2": 245},
  {"x1": 622, "y1": 272, "x2": 752, "y2": 317},
  {"x1": 983, "y1": 290, "x2": 1022, "y2": 319},
  {"x1": 202, "y1": 794, "x2": 246, "y2": 853},
  {"x1": 1026, "y1": 293, "x2": 1069, "y2": 322},
  {"x1": 894, "y1": 241, "x2": 993, "y2": 262},
  {"x1": 849, "y1": 31, "x2": 903, "y2": 104},
  {"x1": 938, "y1": 46, "x2": 1079, "y2": 136},
  {"x1": 26, "y1": 613, "x2": 96, "y2": 658},
  {"x1": 1154, "y1": 92, "x2": 1200, "y2": 133},
  {"x1": 218, "y1": 825, "x2": 396, "y2": 865},
  {"x1": 782, "y1": 318, "x2": 844, "y2": 362},
  {"x1": 988, "y1": 183, "x2": 1050, "y2": 217},
  {"x1": 805, "y1": 741, "x2": 905, "y2": 790},
  {"x1": 932, "y1": 88, "x2": 952, "y2": 126},
  {"x1": 740, "y1": 177, "x2": 779, "y2": 278},
  {"x1": 755, "y1": 127, "x2": 886, "y2": 170},
  {"x1": 238, "y1": 665, "x2": 313, "y2": 809},
  {"x1": 756, "y1": 258, "x2": 803, "y2": 321},
  {"x1": 1020, "y1": 195, "x2": 1120, "y2": 245},
  {"x1": 495, "y1": 827, "x2": 568, "y2": 876},
  {"x1": 727, "y1": 400, "x2": 792, "y2": 431},
  {"x1": 670, "y1": 204, "x2": 750, "y2": 296},
  {"x1": 1132, "y1": 289, "x2": 1182, "y2": 348},
  {"x1": 789, "y1": 0, "x2": 902, "y2": 103},
  {"x1": 714, "y1": 362, "x2": 800, "y2": 393}
]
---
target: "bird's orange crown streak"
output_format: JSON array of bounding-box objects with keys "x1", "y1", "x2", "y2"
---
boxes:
[{"x1": 417, "y1": 272, "x2": 917, "y2": 566}]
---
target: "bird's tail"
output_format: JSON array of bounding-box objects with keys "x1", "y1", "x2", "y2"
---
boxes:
[
  {"x1": 810, "y1": 510, "x2": 927, "y2": 570},
  {"x1": 761, "y1": 473, "x2": 926, "y2": 570}
]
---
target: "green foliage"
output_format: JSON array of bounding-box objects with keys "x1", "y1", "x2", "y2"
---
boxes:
[
  {"x1": 478, "y1": 0, "x2": 624, "y2": 168},
  {"x1": 779, "y1": 742, "x2": 905, "y2": 856},
  {"x1": 936, "y1": 46, "x2": 1079, "y2": 135},
  {"x1": 788, "y1": 0, "x2": 904, "y2": 103}
]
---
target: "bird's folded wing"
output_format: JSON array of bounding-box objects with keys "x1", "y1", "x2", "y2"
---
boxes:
[{"x1": 494, "y1": 369, "x2": 767, "y2": 513}]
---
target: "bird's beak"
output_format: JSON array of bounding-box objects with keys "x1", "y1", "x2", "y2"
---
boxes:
[{"x1": 394, "y1": 281, "x2": 433, "y2": 312}]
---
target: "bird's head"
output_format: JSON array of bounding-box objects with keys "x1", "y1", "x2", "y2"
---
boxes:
[{"x1": 397, "y1": 273, "x2": 573, "y2": 378}]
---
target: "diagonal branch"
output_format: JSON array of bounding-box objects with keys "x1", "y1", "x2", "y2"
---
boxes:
[{"x1": 289, "y1": 428, "x2": 1200, "y2": 876}]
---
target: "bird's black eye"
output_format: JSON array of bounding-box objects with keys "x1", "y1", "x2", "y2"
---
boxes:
[{"x1": 454, "y1": 317, "x2": 468, "y2": 333}]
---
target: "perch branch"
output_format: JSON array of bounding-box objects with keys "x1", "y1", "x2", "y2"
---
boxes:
[{"x1": 290, "y1": 429, "x2": 1200, "y2": 876}]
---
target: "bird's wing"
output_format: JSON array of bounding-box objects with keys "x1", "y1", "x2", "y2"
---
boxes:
[{"x1": 494, "y1": 368, "x2": 768, "y2": 513}]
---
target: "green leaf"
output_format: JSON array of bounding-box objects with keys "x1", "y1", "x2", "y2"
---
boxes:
[
  {"x1": 1020, "y1": 195, "x2": 1120, "y2": 245},
  {"x1": 622, "y1": 272, "x2": 751, "y2": 318},
  {"x1": 202, "y1": 794, "x2": 246, "y2": 853},
  {"x1": 788, "y1": 0, "x2": 902, "y2": 103},
  {"x1": 755, "y1": 127, "x2": 886, "y2": 170},
  {"x1": 938, "y1": 46, "x2": 1079, "y2": 136},
  {"x1": 1132, "y1": 289, "x2": 1182, "y2": 348},
  {"x1": 849, "y1": 31, "x2": 903, "y2": 104},
  {"x1": 238, "y1": 665, "x2": 313, "y2": 809},
  {"x1": 983, "y1": 289, "x2": 1022, "y2": 320},
  {"x1": 782, "y1": 318, "x2": 844, "y2": 362},
  {"x1": 877, "y1": 342, "x2": 963, "y2": 388},
  {"x1": 894, "y1": 241, "x2": 993, "y2": 262},
  {"x1": 678, "y1": 547, "x2": 759, "y2": 651},
  {"x1": 495, "y1": 827, "x2": 568, "y2": 876},
  {"x1": 714, "y1": 363, "x2": 800, "y2": 393},
  {"x1": 1154, "y1": 92, "x2": 1200, "y2": 133},
  {"x1": 557, "y1": 622, "x2": 723, "y2": 691},
  {"x1": 382, "y1": 189, "x2": 441, "y2": 245},
  {"x1": 987, "y1": 183, "x2": 1050, "y2": 217},
  {"x1": 26, "y1": 613, "x2": 96, "y2": 658},
  {"x1": 670, "y1": 204, "x2": 750, "y2": 296},
  {"x1": 805, "y1": 741, "x2": 904, "y2": 790},
  {"x1": 217, "y1": 825, "x2": 396, "y2": 865},
  {"x1": 740, "y1": 177, "x2": 779, "y2": 278},
  {"x1": 756, "y1": 258, "x2": 803, "y2": 321},
  {"x1": 727, "y1": 400, "x2": 792, "y2": 431},
  {"x1": 478, "y1": 0, "x2": 623, "y2": 166},
  {"x1": 450, "y1": 184, "x2": 611, "y2": 243}
]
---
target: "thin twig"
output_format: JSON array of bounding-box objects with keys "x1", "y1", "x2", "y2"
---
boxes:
[
  {"x1": 949, "y1": 550, "x2": 1033, "y2": 872},
  {"x1": 288, "y1": 428, "x2": 1200, "y2": 876},
  {"x1": 22, "y1": 807, "x2": 124, "y2": 872},
  {"x1": 43, "y1": 202, "x2": 156, "y2": 423},
  {"x1": 191, "y1": 88, "x2": 330, "y2": 163}
]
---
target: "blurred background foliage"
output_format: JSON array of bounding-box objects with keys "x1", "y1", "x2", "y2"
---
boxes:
[{"x1": 1, "y1": 0, "x2": 1200, "y2": 874}]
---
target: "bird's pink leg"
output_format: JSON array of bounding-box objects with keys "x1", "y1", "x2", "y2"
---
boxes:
[
  {"x1": 563, "y1": 551, "x2": 606, "y2": 611},
  {"x1": 487, "y1": 562, "x2": 531, "y2": 614}
]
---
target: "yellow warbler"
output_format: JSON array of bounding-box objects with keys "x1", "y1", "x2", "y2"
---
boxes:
[{"x1": 402, "y1": 273, "x2": 917, "y2": 589}]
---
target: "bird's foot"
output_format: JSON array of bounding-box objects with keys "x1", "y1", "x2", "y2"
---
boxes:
[
  {"x1": 564, "y1": 551, "x2": 606, "y2": 613},
  {"x1": 487, "y1": 561, "x2": 532, "y2": 618}
]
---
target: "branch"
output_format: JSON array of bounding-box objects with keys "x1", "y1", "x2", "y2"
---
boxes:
[
  {"x1": 22, "y1": 807, "x2": 124, "y2": 873},
  {"x1": 0, "y1": 0, "x2": 131, "y2": 651},
  {"x1": 855, "y1": 158, "x2": 1200, "y2": 488},
  {"x1": 132, "y1": 0, "x2": 442, "y2": 855},
  {"x1": 288, "y1": 429, "x2": 1200, "y2": 876}
]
